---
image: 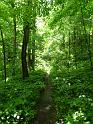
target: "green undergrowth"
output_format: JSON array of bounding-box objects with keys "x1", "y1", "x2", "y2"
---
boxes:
[
  {"x1": 0, "y1": 70, "x2": 45, "y2": 124},
  {"x1": 51, "y1": 66, "x2": 93, "y2": 124}
]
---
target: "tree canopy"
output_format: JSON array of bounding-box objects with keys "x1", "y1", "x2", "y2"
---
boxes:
[{"x1": 0, "y1": 0, "x2": 93, "y2": 123}]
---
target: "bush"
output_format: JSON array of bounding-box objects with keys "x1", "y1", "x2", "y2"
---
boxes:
[
  {"x1": 0, "y1": 70, "x2": 45, "y2": 124},
  {"x1": 51, "y1": 67, "x2": 93, "y2": 124}
]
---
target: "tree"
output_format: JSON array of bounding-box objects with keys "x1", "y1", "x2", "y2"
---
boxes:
[
  {"x1": 0, "y1": 29, "x2": 6, "y2": 83},
  {"x1": 22, "y1": 23, "x2": 29, "y2": 79}
]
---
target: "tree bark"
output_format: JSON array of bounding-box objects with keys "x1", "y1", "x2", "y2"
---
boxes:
[
  {"x1": 28, "y1": 48, "x2": 31, "y2": 71},
  {"x1": 21, "y1": 24, "x2": 29, "y2": 79},
  {"x1": 1, "y1": 29, "x2": 6, "y2": 83}
]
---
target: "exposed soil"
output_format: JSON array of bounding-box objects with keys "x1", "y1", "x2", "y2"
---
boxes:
[{"x1": 32, "y1": 75, "x2": 56, "y2": 124}]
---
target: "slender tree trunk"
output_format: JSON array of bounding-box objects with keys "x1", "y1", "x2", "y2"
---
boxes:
[
  {"x1": 1, "y1": 29, "x2": 6, "y2": 83},
  {"x1": 28, "y1": 48, "x2": 32, "y2": 71},
  {"x1": 21, "y1": 24, "x2": 29, "y2": 79}
]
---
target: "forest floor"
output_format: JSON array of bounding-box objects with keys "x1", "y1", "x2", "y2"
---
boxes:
[{"x1": 32, "y1": 77, "x2": 56, "y2": 124}]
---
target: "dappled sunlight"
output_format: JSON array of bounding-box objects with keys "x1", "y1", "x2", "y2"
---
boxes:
[
  {"x1": 36, "y1": 58, "x2": 51, "y2": 74},
  {"x1": 6, "y1": 77, "x2": 9, "y2": 82},
  {"x1": 66, "y1": 109, "x2": 91, "y2": 124},
  {"x1": 55, "y1": 109, "x2": 90, "y2": 124},
  {"x1": 1, "y1": 0, "x2": 93, "y2": 123}
]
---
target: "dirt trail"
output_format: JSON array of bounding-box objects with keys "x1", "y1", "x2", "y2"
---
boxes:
[{"x1": 32, "y1": 75, "x2": 56, "y2": 124}]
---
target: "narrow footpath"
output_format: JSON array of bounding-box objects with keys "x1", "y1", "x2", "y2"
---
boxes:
[{"x1": 33, "y1": 75, "x2": 56, "y2": 124}]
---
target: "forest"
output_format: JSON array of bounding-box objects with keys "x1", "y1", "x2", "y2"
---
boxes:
[{"x1": 0, "y1": 0, "x2": 93, "y2": 124}]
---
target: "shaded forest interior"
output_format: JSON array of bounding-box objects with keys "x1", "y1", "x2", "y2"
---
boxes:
[{"x1": 0, "y1": 0, "x2": 93, "y2": 124}]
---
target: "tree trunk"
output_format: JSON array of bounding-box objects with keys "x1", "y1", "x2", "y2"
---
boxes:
[
  {"x1": 21, "y1": 24, "x2": 29, "y2": 79},
  {"x1": 1, "y1": 29, "x2": 6, "y2": 83},
  {"x1": 28, "y1": 48, "x2": 32, "y2": 71}
]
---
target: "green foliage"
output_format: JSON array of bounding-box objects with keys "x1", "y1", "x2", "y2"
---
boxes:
[
  {"x1": 51, "y1": 66, "x2": 93, "y2": 124},
  {"x1": 0, "y1": 70, "x2": 45, "y2": 123},
  {"x1": 1, "y1": 0, "x2": 93, "y2": 123}
]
